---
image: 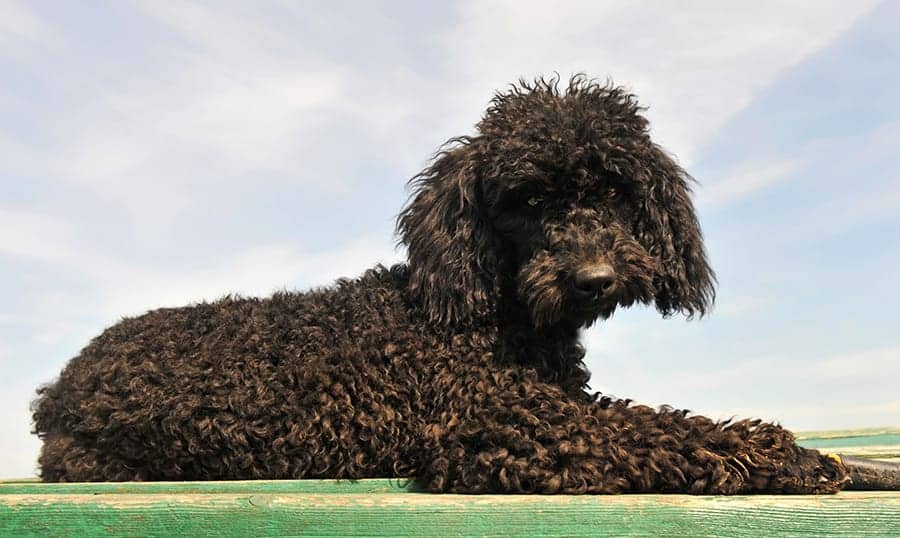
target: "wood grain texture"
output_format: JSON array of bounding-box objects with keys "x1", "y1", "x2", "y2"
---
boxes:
[
  {"x1": 795, "y1": 427, "x2": 900, "y2": 440},
  {"x1": 2, "y1": 492, "x2": 898, "y2": 537},
  {"x1": 798, "y1": 434, "x2": 900, "y2": 459}
]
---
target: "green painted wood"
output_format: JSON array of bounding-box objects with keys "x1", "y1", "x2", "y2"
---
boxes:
[
  {"x1": 799, "y1": 433, "x2": 900, "y2": 449},
  {"x1": 1, "y1": 492, "x2": 898, "y2": 537},
  {"x1": 795, "y1": 427, "x2": 900, "y2": 440},
  {"x1": 798, "y1": 429, "x2": 900, "y2": 459}
]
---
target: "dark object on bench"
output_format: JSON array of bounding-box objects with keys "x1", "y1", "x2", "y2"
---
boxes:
[{"x1": 842, "y1": 456, "x2": 900, "y2": 490}]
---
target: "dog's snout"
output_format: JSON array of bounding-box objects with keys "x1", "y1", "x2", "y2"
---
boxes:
[{"x1": 573, "y1": 264, "x2": 617, "y2": 297}]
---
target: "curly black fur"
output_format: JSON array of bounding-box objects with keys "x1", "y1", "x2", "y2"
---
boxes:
[{"x1": 33, "y1": 76, "x2": 848, "y2": 493}]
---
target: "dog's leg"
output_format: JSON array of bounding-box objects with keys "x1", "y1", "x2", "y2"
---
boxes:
[
  {"x1": 596, "y1": 403, "x2": 850, "y2": 494},
  {"x1": 417, "y1": 364, "x2": 646, "y2": 493},
  {"x1": 417, "y1": 365, "x2": 847, "y2": 494}
]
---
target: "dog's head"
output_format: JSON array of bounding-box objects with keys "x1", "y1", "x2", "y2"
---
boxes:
[{"x1": 398, "y1": 76, "x2": 715, "y2": 329}]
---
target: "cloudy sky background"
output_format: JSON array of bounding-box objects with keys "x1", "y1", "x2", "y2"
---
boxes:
[{"x1": 1, "y1": 0, "x2": 898, "y2": 478}]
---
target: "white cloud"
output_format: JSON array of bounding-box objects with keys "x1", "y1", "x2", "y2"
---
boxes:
[
  {"x1": 50, "y1": 67, "x2": 352, "y2": 232},
  {"x1": 440, "y1": 0, "x2": 880, "y2": 161},
  {"x1": 696, "y1": 119, "x2": 900, "y2": 238},
  {"x1": 24, "y1": 2, "x2": 442, "y2": 241},
  {"x1": 841, "y1": 181, "x2": 900, "y2": 224},
  {"x1": 92, "y1": 235, "x2": 403, "y2": 319},
  {"x1": 697, "y1": 158, "x2": 801, "y2": 208},
  {"x1": 2, "y1": 208, "x2": 401, "y2": 319},
  {"x1": 1, "y1": 202, "x2": 401, "y2": 329},
  {"x1": 0, "y1": 0, "x2": 52, "y2": 44},
  {"x1": 638, "y1": 345, "x2": 900, "y2": 393},
  {"x1": 0, "y1": 210, "x2": 76, "y2": 263},
  {"x1": 713, "y1": 293, "x2": 773, "y2": 318},
  {"x1": 0, "y1": 405, "x2": 41, "y2": 478},
  {"x1": 48, "y1": 69, "x2": 353, "y2": 233},
  {"x1": 703, "y1": 401, "x2": 900, "y2": 432}
]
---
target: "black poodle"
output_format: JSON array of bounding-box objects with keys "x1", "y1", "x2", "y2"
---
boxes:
[{"x1": 33, "y1": 76, "x2": 850, "y2": 493}]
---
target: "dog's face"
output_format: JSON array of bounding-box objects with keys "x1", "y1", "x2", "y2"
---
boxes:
[
  {"x1": 399, "y1": 77, "x2": 714, "y2": 329},
  {"x1": 482, "y1": 171, "x2": 658, "y2": 328}
]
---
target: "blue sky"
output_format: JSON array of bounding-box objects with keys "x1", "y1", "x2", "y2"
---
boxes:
[{"x1": 1, "y1": 1, "x2": 897, "y2": 478}]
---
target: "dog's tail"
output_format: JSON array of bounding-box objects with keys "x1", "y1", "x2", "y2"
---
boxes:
[{"x1": 832, "y1": 454, "x2": 900, "y2": 490}]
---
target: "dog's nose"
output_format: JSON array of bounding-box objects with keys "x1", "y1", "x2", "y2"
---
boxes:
[{"x1": 574, "y1": 264, "x2": 617, "y2": 297}]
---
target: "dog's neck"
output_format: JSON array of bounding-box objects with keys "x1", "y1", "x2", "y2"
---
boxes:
[
  {"x1": 394, "y1": 262, "x2": 594, "y2": 398},
  {"x1": 490, "y1": 309, "x2": 593, "y2": 399}
]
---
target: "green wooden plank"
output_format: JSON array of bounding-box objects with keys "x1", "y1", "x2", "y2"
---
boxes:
[
  {"x1": 797, "y1": 433, "x2": 900, "y2": 459},
  {"x1": 806, "y1": 446, "x2": 900, "y2": 458},
  {"x1": 799, "y1": 433, "x2": 900, "y2": 449},
  {"x1": 1, "y1": 491, "x2": 898, "y2": 538},
  {"x1": 795, "y1": 427, "x2": 900, "y2": 441}
]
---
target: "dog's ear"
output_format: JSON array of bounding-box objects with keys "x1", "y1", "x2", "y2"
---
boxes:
[
  {"x1": 636, "y1": 146, "x2": 716, "y2": 318},
  {"x1": 397, "y1": 140, "x2": 499, "y2": 326}
]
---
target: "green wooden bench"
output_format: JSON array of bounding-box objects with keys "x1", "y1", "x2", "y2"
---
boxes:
[{"x1": 2, "y1": 428, "x2": 898, "y2": 537}]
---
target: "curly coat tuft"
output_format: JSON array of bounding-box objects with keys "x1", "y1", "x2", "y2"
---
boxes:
[{"x1": 33, "y1": 76, "x2": 848, "y2": 494}]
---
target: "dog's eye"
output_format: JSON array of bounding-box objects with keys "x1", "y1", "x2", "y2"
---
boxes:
[
  {"x1": 607, "y1": 187, "x2": 620, "y2": 200},
  {"x1": 526, "y1": 196, "x2": 544, "y2": 207}
]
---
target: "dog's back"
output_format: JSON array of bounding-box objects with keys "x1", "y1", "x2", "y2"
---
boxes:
[{"x1": 33, "y1": 265, "x2": 428, "y2": 482}]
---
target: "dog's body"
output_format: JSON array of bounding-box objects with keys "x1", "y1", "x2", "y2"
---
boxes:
[{"x1": 33, "y1": 77, "x2": 848, "y2": 493}]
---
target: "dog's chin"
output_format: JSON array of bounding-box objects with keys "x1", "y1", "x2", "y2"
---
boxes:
[
  {"x1": 574, "y1": 301, "x2": 617, "y2": 327},
  {"x1": 528, "y1": 297, "x2": 619, "y2": 330},
  {"x1": 570, "y1": 289, "x2": 658, "y2": 327},
  {"x1": 519, "y1": 275, "x2": 653, "y2": 329}
]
